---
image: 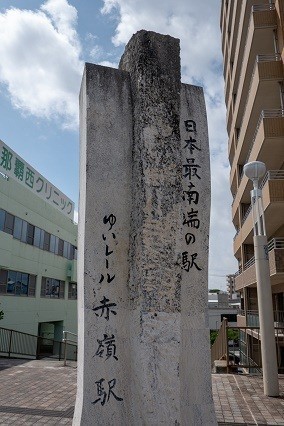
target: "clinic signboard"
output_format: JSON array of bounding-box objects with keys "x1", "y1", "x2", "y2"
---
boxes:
[{"x1": 0, "y1": 140, "x2": 74, "y2": 220}]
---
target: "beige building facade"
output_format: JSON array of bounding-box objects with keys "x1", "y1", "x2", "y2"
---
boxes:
[{"x1": 221, "y1": 0, "x2": 284, "y2": 370}]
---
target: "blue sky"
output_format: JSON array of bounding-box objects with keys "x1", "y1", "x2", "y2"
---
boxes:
[{"x1": 0, "y1": 0, "x2": 237, "y2": 289}]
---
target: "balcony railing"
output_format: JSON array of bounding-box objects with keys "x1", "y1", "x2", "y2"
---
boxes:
[
  {"x1": 246, "y1": 310, "x2": 284, "y2": 327},
  {"x1": 261, "y1": 170, "x2": 284, "y2": 188},
  {"x1": 241, "y1": 204, "x2": 252, "y2": 226},
  {"x1": 244, "y1": 256, "x2": 255, "y2": 270},
  {"x1": 267, "y1": 237, "x2": 284, "y2": 250},
  {"x1": 231, "y1": 3, "x2": 276, "y2": 129},
  {"x1": 234, "y1": 237, "x2": 284, "y2": 275},
  {"x1": 245, "y1": 109, "x2": 284, "y2": 164},
  {"x1": 238, "y1": 54, "x2": 282, "y2": 142},
  {"x1": 237, "y1": 112, "x2": 284, "y2": 185},
  {"x1": 233, "y1": 228, "x2": 240, "y2": 240},
  {"x1": 240, "y1": 170, "x2": 284, "y2": 226},
  {"x1": 252, "y1": 4, "x2": 276, "y2": 12}
]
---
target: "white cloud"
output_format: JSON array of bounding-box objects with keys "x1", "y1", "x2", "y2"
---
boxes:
[
  {"x1": 0, "y1": 0, "x2": 83, "y2": 129},
  {"x1": 101, "y1": 0, "x2": 237, "y2": 289},
  {"x1": 90, "y1": 44, "x2": 104, "y2": 61}
]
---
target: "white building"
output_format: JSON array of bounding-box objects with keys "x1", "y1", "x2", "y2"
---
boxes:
[
  {"x1": 0, "y1": 139, "x2": 77, "y2": 347},
  {"x1": 208, "y1": 292, "x2": 240, "y2": 330}
]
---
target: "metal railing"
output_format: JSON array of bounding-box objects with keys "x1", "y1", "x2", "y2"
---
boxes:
[
  {"x1": 62, "y1": 330, "x2": 77, "y2": 366},
  {"x1": 239, "y1": 170, "x2": 284, "y2": 226},
  {"x1": 252, "y1": 3, "x2": 276, "y2": 12},
  {"x1": 245, "y1": 109, "x2": 284, "y2": 164},
  {"x1": 232, "y1": 3, "x2": 276, "y2": 138},
  {"x1": 234, "y1": 237, "x2": 284, "y2": 275},
  {"x1": 238, "y1": 54, "x2": 281, "y2": 144},
  {"x1": 243, "y1": 256, "x2": 255, "y2": 270},
  {"x1": 0, "y1": 327, "x2": 77, "y2": 362},
  {"x1": 261, "y1": 170, "x2": 284, "y2": 187},
  {"x1": 257, "y1": 53, "x2": 281, "y2": 62},
  {"x1": 211, "y1": 317, "x2": 284, "y2": 374},
  {"x1": 246, "y1": 310, "x2": 284, "y2": 326},
  {"x1": 267, "y1": 237, "x2": 284, "y2": 250},
  {"x1": 233, "y1": 228, "x2": 240, "y2": 240},
  {"x1": 241, "y1": 204, "x2": 252, "y2": 226}
]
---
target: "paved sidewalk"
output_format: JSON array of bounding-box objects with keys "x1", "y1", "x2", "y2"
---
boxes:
[
  {"x1": 0, "y1": 358, "x2": 76, "y2": 425},
  {"x1": 0, "y1": 358, "x2": 283, "y2": 424},
  {"x1": 212, "y1": 374, "x2": 284, "y2": 425}
]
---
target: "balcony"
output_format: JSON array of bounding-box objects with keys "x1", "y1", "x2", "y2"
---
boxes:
[
  {"x1": 235, "y1": 238, "x2": 284, "y2": 290},
  {"x1": 226, "y1": 2, "x2": 277, "y2": 133},
  {"x1": 230, "y1": 53, "x2": 284, "y2": 187},
  {"x1": 231, "y1": 109, "x2": 284, "y2": 219},
  {"x1": 238, "y1": 310, "x2": 284, "y2": 328},
  {"x1": 233, "y1": 171, "x2": 284, "y2": 253},
  {"x1": 225, "y1": 1, "x2": 270, "y2": 108}
]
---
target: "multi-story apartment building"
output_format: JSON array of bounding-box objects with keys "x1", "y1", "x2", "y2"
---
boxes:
[{"x1": 220, "y1": 0, "x2": 284, "y2": 370}]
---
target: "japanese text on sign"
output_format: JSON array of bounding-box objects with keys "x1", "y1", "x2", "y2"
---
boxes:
[
  {"x1": 181, "y1": 119, "x2": 202, "y2": 273},
  {"x1": 0, "y1": 140, "x2": 74, "y2": 220},
  {"x1": 92, "y1": 214, "x2": 123, "y2": 406}
]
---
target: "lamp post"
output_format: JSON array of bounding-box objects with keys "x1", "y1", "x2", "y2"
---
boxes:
[{"x1": 244, "y1": 161, "x2": 279, "y2": 396}]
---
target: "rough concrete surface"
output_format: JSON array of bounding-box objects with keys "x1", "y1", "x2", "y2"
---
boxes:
[{"x1": 74, "y1": 30, "x2": 216, "y2": 425}]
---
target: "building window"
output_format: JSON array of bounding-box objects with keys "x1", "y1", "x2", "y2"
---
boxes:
[
  {"x1": 58, "y1": 238, "x2": 64, "y2": 256},
  {"x1": 4, "y1": 212, "x2": 14, "y2": 235},
  {"x1": 50, "y1": 234, "x2": 56, "y2": 253},
  {"x1": 34, "y1": 227, "x2": 44, "y2": 249},
  {"x1": 68, "y1": 283, "x2": 77, "y2": 300},
  {"x1": 0, "y1": 209, "x2": 5, "y2": 231},
  {"x1": 0, "y1": 208, "x2": 76, "y2": 260},
  {"x1": 0, "y1": 269, "x2": 36, "y2": 296},
  {"x1": 13, "y1": 217, "x2": 23, "y2": 240},
  {"x1": 26, "y1": 223, "x2": 35, "y2": 245},
  {"x1": 54, "y1": 236, "x2": 59, "y2": 255},
  {"x1": 43, "y1": 231, "x2": 50, "y2": 251},
  {"x1": 21, "y1": 220, "x2": 28, "y2": 243},
  {"x1": 63, "y1": 241, "x2": 69, "y2": 259},
  {"x1": 41, "y1": 277, "x2": 65, "y2": 299}
]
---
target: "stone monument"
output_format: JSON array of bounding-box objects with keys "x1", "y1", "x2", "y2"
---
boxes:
[{"x1": 73, "y1": 30, "x2": 217, "y2": 425}]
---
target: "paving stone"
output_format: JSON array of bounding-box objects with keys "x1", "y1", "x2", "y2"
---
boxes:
[{"x1": 0, "y1": 359, "x2": 283, "y2": 425}]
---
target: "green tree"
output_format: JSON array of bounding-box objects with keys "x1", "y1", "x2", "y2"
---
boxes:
[
  {"x1": 227, "y1": 328, "x2": 239, "y2": 342},
  {"x1": 210, "y1": 330, "x2": 218, "y2": 345},
  {"x1": 210, "y1": 328, "x2": 239, "y2": 346}
]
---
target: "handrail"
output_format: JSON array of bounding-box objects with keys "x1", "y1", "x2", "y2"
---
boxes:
[
  {"x1": 211, "y1": 322, "x2": 283, "y2": 374},
  {"x1": 0, "y1": 327, "x2": 77, "y2": 362},
  {"x1": 63, "y1": 330, "x2": 77, "y2": 341},
  {"x1": 63, "y1": 330, "x2": 78, "y2": 366},
  {"x1": 211, "y1": 318, "x2": 229, "y2": 369}
]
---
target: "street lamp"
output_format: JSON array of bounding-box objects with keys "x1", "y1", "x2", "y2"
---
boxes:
[{"x1": 244, "y1": 161, "x2": 279, "y2": 397}]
